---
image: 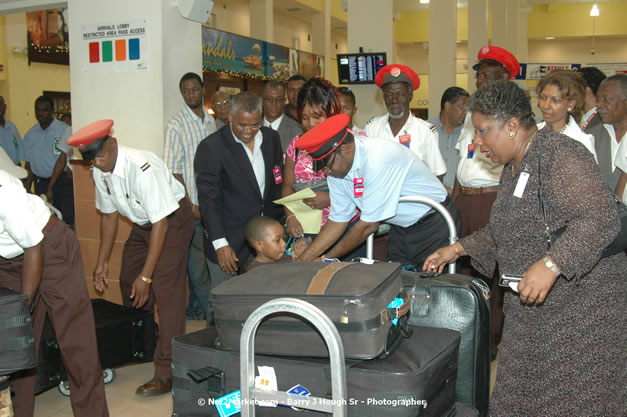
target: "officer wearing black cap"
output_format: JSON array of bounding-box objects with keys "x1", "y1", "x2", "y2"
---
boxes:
[{"x1": 296, "y1": 114, "x2": 460, "y2": 267}]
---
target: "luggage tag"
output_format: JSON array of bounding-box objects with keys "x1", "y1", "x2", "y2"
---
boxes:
[
  {"x1": 513, "y1": 172, "x2": 530, "y2": 198},
  {"x1": 214, "y1": 390, "x2": 242, "y2": 417},
  {"x1": 254, "y1": 366, "x2": 278, "y2": 407},
  {"x1": 387, "y1": 297, "x2": 405, "y2": 326},
  {"x1": 273, "y1": 166, "x2": 283, "y2": 184},
  {"x1": 467, "y1": 144, "x2": 476, "y2": 159},
  {"x1": 13, "y1": 135, "x2": 18, "y2": 149},
  {"x1": 353, "y1": 176, "x2": 364, "y2": 198},
  {"x1": 279, "y1": 384, "x2": 312, "y2": 411},
  {"x1": 398, "y1": 133, "x2": 411, "y2": 148}
]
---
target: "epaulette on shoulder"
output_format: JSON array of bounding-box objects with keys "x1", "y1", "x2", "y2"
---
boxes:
[
  {"x1": 429, "y1": 124, "x2": 438, "y2": 134},
  {"x1": 365, "y1": 117, "x2": 376, "y2": 126},
  {"x1": 128, "y1": 154, "x2": 152, "y2": 172}
]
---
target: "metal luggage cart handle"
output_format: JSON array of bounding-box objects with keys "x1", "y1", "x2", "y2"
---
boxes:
[
  {"x1": 240, "y1": 298, "x2": 347, "y2": 416},
  {"x1": 366, "y1": 195, "x2": 458, "y2": 274}
]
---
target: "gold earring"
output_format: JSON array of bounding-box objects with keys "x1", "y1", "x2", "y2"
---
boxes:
[
  {"x1": 509, "y1": 131, "x2": 515, "y2": 139},
  {"x1": 567, "y1": 107, "x2": 572, "y2": 112}
]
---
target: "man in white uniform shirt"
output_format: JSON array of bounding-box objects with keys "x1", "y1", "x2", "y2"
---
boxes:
[
  {"x1": 164, "y1": 72, "x2": 216, "y2": 321},
  {"x1": 0, "y1": 164, "x2": 108, "y2": 417},
  {"x1": 68, "y1": 120, "x2": 194, "y2": 397},
  {"x1": 365, "y1": 64, "x2": 446, "y2": 179},
  {"x1": 452, "y1": 45, "x2": 521, "y2": 360}
]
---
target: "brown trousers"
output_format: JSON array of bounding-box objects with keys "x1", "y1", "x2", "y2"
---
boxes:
[
  {"x1": 119, "y1": 199, "x2": 194, "y2": 377},
  {"x1": 453, "y1": 190, "x2": 504, "y2": 353},
  {"x1": 0, "y1": 220, "x2": 109, "y2": 417}
]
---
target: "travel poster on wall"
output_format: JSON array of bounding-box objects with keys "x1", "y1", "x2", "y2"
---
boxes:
[
  {"x1": 81, "y1": 19, "x2": 148, "y2": 74},
  {"x1": 202, "y1": 27, "x2": 291, "y2": 80}
]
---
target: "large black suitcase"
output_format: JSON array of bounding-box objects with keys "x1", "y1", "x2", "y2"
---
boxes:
[
  {"x1": 172, "y1": 325, "x2": 460, "y2": 417},
  {"x1": 35, "y1": 298, "x2": 157, "y2": 394},
  {"x1": 0, "y1": 287, "x2": 36, "y2": 376},
  {"x1": 403, "y1": 271, "x2": 491, "y2": 417},
  {"x1": 211, "y1": 262, "x2": 410, "y2": 359}
]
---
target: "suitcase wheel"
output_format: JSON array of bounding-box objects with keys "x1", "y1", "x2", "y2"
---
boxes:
[
  {"x1": 57, "y1": 380, "x2": 70, "y2": 397},
  {"x1": 103, "y1": 368, "x2": 116, "y2": 384}
]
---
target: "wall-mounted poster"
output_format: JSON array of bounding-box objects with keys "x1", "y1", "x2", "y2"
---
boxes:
[
  {"x1": 81, "y1": 19, "x2": 149, "y2": 74},
  {"x1": 26, "y1": 8, "x2": 69, "y2": 65},
  {"x1": 202, "y1": 27, "x2": 296, "y2": 81}
]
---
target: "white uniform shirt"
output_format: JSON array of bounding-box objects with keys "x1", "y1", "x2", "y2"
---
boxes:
[
  {"x1": 94, "y1": 145, "x2": 185, "y2": 226},
  {"x1": 328, "y1": 136, "x2": 447, "y2": 227},
  {"x1": 365, "y1": 113, "x2": 446, "y2": 177},
  {"x1": 615, "y1": 138, "x2": 627, "y2": 203},
  {"x1": 163, "y1": 105, "x2": 216, "y2": 205},
  {"x1": 0, "y1": 169, "x2": 50, "y2": 258},
  {"x1": 537, "y1": 115, "x2": 598, "y2": 163},
  {"x1": 455, "y1": 112, "x2": 503, "y2": 187},
  {"x1": 603, "y1": 124, "x2": 625, "y2": 173}
]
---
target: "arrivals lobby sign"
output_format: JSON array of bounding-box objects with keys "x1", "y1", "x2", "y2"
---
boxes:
[{"x1": 81, "y1": 19, "x2": 148, "y2": 74}]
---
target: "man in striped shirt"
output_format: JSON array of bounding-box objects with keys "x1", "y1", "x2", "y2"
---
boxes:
[{"x1": 164, "y1": 72, "x2": 216, "y2": 320}]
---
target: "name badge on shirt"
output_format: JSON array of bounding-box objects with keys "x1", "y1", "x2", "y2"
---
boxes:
[
  {"x1": 399, "y1": 134, "x2": 411, "y2": 148},
  {"x1": 467, "y1": 144, "x2": 476, "y2": 159},
  {"x1": 513, "y1": 172, "x2": 530, "y2": 198},
  {"x1": 353, "y1": 177, "x2": 364, "y2": 197},
  {"x1": 53, "y1": 136, "x2": 62, "y2": 155},
  {"x1": 273, "y1": 166, "x2": 283, "y2": 184}
]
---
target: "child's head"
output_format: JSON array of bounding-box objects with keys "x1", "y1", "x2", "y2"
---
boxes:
[{"x1": 245, "y1": 216, "x2": 286, "y2": 262}]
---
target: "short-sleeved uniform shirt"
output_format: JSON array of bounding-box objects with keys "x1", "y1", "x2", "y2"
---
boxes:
[
  {"x1": 328, "y1": 136, "x2": 447, "y2": 227},
  {"x1": 0, "y1": 120, "x2": 23, "y2": 165},
  {"x1": 0, "y1": 169, "x2": 50, "y2": 258},
  {"x1": 365, "y1": 113, "x2": 446, "y2": 177},
  {"x1": 94, "y1": 145, "x2": 185, "y2": 226},
  {"x1": 23, "y1": 118, "x2": 70, "y2": 178},
  {"x1": 163, "y1": 105, "x2": 216, "y2": 205}
]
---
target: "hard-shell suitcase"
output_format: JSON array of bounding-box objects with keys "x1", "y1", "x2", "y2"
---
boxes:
[
  {"x1": 35, "y1": 298, "x2": 157, "y2": 394},
  {"x1": 210, "y1": 262, "x2": 410, "y2": 359},
  {"x1": 0, "y1": 287, "x2": 35, "y2": 376},
  {"x1": 172, "y1": 325, "x2": 460, "y2": 417},
  {"x1": 403, "y1": 271, "x2": 491, "y2": 417}
]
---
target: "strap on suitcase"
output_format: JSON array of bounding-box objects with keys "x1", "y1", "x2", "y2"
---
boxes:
[
  {"x1": 365, "y1": 195, "x2": 459, "y2": 274},
  {"x1": 240, "y1": 298, "x2": 348, "y2": 416}
]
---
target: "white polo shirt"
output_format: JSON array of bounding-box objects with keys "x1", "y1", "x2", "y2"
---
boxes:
[
  {"x1": 365, "y1": 113, "x2": 446, "y2": 177},
  {"x1": 0, "y1": 169, "x2": 50, "y2": 258},
  {"x1": 94, "y1": 145, "x2": 185, "y2": 226}
]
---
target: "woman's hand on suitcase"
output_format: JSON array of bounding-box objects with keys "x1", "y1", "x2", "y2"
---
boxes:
[
  {"x1": 130, "y1": 276, "x2": 150, "y2": 308},
  {"x1": 423, "y1": 244, "x2": 459, "y2": 274},
  {"x1": 217, "y1": 246, "x2": 239, "y2": 275},
  {"x1": 93, "y1": 263, "x2": 109, "y2": 293}
]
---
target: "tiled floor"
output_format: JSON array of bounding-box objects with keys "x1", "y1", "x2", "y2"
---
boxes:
[{"x1": 32, "y1": 321, "x2": 500, "y2": 417}]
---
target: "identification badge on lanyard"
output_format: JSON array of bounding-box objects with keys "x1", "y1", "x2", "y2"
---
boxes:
[
  {"x1": 467, "y1": 144, "x2": 476, "y2": 159},
  {"x1": 513, "y1": 172, "x2": 530, "y2": 198},
  {"x1": 53, "y1": 137, "x2": 62, "y2": 155},
  {"x1": 273, "y1": 166, "x2": 283, "y2": 184},
  {"x1": 353, "y1": 177, "x2": 364, "y2": 197},
  {"x1": 399, "y1": 134, "x2": 411, "y2": 148},
  {"x1": 13, "y1": 135, "x2": 18, "y2": 149}
]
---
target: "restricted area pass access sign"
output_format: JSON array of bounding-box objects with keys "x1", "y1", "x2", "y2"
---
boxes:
[{"x1": 215, "y1": 390, "x2": 241, "y2": 417}]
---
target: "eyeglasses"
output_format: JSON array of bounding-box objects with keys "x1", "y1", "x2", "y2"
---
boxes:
[
  {"x1": 263, "y1": 96, "x2": 285, "y2": 104},
  {"x1": 234, "y1": 121, "x2": 261, "y2": 132}
]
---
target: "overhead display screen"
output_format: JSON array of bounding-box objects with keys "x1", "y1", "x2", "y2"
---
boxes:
[{"x1": 337, "y1": 53, "x2": 387, "y2": 84}]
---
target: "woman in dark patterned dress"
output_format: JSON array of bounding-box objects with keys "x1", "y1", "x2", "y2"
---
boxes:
[{"x1": 424, "y1": 80, "x2": 626, "y2": 417}]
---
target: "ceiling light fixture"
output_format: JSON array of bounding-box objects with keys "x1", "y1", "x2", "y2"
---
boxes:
[
  {"x1": 420, "y1": 0, "x2": 430, "y2": 4},
  {"x1": 545, "y1": 36, "x2": 555, "y2": 40},
  {"x1": 590, "y1": 3, "x2": 599, "y2": 17}
]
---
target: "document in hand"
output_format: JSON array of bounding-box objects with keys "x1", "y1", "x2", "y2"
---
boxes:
[{"x1": 273, "y1": 188, "x2": 323, "y2": 234}]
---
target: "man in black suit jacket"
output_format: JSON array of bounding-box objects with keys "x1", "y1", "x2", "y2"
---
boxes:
[{"x1": 195, "y1": 92, "x2": 283, "y2": 323}]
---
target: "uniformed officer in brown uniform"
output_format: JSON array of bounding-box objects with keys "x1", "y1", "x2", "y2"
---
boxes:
[{"x1": 68, "y1": 120, "x2": 194, "y2": 396}]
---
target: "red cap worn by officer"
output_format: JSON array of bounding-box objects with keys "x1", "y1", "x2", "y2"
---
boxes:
[
  {"x1": 472, "y1": 45, "x2": 520, "y2": 79},
  {"x1": 296, "y1": 113, "x2": 352, "y2": 172},
  {"x1": 67, "y1": 119, "x2": 114, "y2": 160},
  {"x1": 374, "y1": 64, "x2": 421, "y2": 91}
]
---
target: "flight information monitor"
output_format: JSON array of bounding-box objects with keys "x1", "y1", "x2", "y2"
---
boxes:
[{"x1": 337, "y1": 52, "x2": 387, "y2": 84}]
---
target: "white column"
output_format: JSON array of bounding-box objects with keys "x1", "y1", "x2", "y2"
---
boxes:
[
  {"x1": 68, "y1": 0, "x2": 202, "y2": 155},
  {"x1": 428, "y1": 0, "x2": 457, "y2": 119},
  {"x1": 346, "y1": 0, "x2": 393, "y2": 128},
  {"x1": 250, "y1": 0, "x2": 273, "y2": 43},
  {"x1": 467, "y1": 0, "x2": 488, "y2": 93},
  {"x1": 311, "y1": 0, "x2": 331, "y2": 78},
  {"x1": 517, "y1": 7, "x2": 529, "y2": 64},
  {"x1": 492, "y1": 0, "x2": 509, "y2": 50}
]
